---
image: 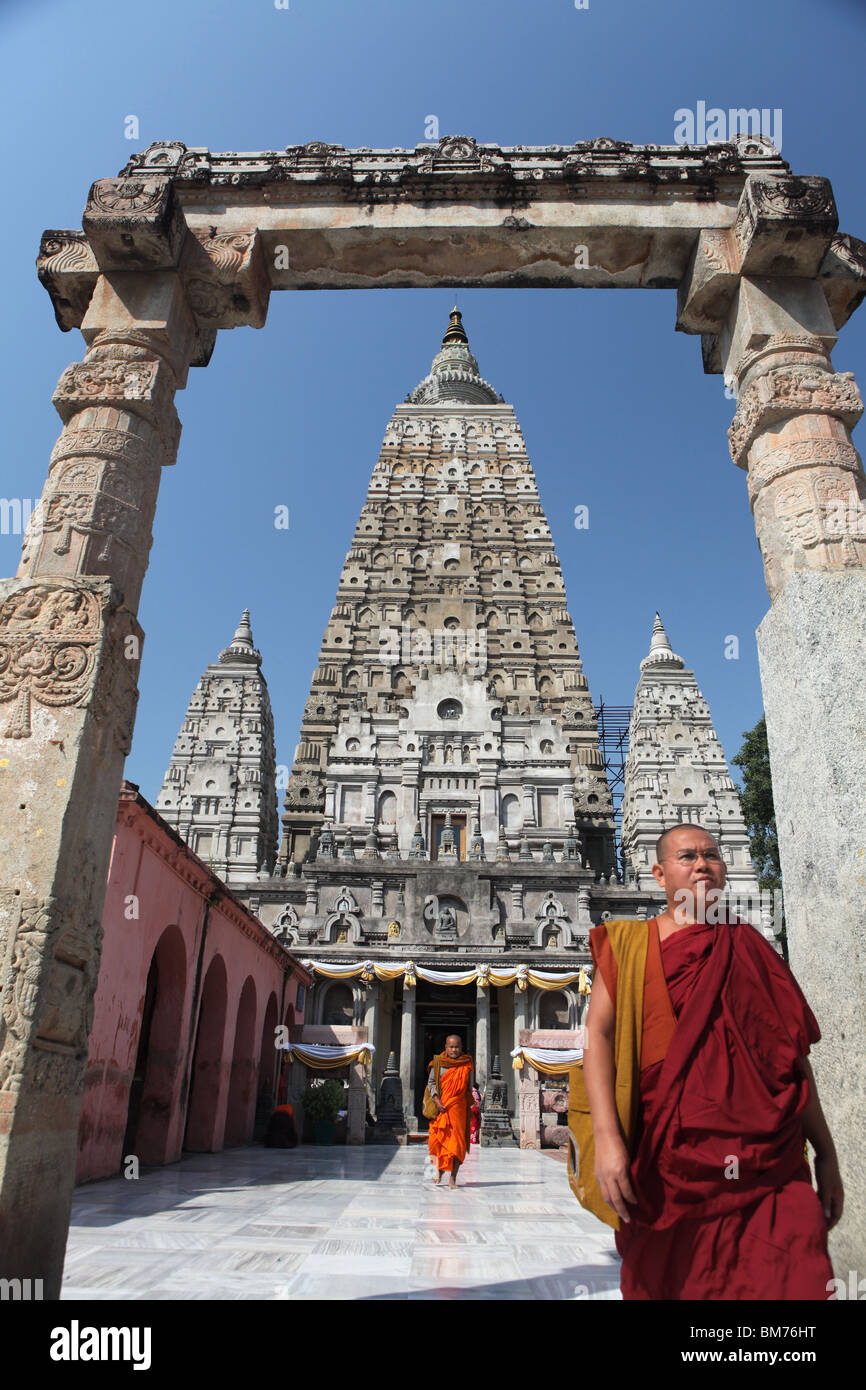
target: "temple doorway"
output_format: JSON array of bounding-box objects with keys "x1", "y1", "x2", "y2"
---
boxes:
[{"x1": 415, "y1": 996, "x2": 475, "y2": 1131}]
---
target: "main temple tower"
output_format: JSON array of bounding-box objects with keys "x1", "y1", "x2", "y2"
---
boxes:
[
  {"x1": 156, "y1": 311, "x2": 762, "y2": 1139},
  {"x1": 280, "y1": 308, "x2": 616, "y2": 873}
]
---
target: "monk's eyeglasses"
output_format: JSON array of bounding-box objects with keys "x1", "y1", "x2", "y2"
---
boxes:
[{"x1": 669, "y1": 850, "x2": 723, "y2": 864}]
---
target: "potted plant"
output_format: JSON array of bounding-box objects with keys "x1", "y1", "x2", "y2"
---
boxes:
[{"x1": 303, "y1": 1078, "x2": 344, "y2": 1145}]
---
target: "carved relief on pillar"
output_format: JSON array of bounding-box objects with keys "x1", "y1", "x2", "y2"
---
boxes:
[
  {"x1": 0, "y1": 582, "x2": 100, "y2": 739},
  {"x1": 728, "y1": 353, "x2": 866, "y2": 597},
  {"x1": 52, "y1": 353, "x2": 180, "y2": 455},
  {"x1": 0, "y1": 862, "x2": 106, "y2": 1099},
  {"x1": 751, "y1": 465, "x2": 866, "y2": 600},
  {"x1": 17, "y1": 410, "x2": 171, "y2": 611},
  {"x1": 0, "y1": 579, "x2": 142, "y2": 747},
  {"x1": 729, "y1": 364, "x2": 863, "y2": 469}
]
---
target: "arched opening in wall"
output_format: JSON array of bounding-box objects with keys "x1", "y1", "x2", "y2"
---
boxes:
[
  {"x1": 378, "y1": 790, "x2": 397, "y2": 825},
  {"x1": 123, "y1": 924, "x2": 187, "y2": 1166},
  {"x1": 184, "y1": 952, "x2": 228, "y2": 1153},
  {"x1": 254, "y1": 991, "x2": 280, "y2": 1140},
  {"x1": 224, "y1": 976, "x2": 258, "y2": 1147},
  {"x1": 539, "y1": 990, "x2": 571, "y2": 1030},
  {"x1": 501, "y1": 793, "x2": 522, "y2": 830},
  {"x1": 323, "y1": 982, "x2": 354, "y2": 1026}
]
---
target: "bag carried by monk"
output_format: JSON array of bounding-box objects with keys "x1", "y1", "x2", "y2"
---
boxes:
[
  {"x1": 567, "y1": 919, "x2": 653, "y2": 1232},
  {"x1": 422, "y1": 1055, "x2": 442, "y2": 1121}
]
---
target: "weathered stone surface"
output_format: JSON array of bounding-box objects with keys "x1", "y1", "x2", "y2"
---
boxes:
[
  {"x1": 734, "y1": 176, "x2": 838, "y2": 278},
  {"x1": 82, "y1": 176, "x2": 185, "y2": 271},
  {"x1": 0, "y1": 272, "x2": 194, "y2": 1296},
  {"x1": 757, "y1": 571, "x2": 866, "y2": 1273}
]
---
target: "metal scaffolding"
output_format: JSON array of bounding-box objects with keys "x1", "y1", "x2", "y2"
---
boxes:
[{"x1": 595, "y1": 700, "x2": 632, "y2": 856}]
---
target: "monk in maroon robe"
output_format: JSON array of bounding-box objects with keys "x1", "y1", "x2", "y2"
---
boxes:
[{"x1": 583, "y1": 824, "x2": 843, "y2": 1300}]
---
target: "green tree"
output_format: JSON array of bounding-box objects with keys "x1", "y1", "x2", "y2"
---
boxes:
[{"x1": 732, "y1": 715, "x2": 782, "y2": 893}]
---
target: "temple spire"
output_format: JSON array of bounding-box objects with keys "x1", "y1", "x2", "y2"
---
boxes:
[
  {"x1": 640, "y1": 612, "x2": 683, "y2": 671},
  {"x1": 441, "y1": 305, "x2": 469, "y2": 346},
  {"x1": 219, "y1": 608, "x2": 261, "y2": 665},
  {"x1": 406, "y1": 305, "x2": 502, "y2": 406}
]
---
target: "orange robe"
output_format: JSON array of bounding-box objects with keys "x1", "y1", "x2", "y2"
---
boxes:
[
  {"x1": 427, "y1": 1061, "x2": 472, "y2": 1173},
  {"x1": 591, "y1": 918, "x2": 833, "y2": 1301}
]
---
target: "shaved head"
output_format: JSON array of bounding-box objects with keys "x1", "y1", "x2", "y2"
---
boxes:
[{"x1": 655, "y1": 824, "x2": 720, "y2": 863}]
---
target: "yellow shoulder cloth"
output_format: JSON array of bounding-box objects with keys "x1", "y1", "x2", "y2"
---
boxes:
[{"x1": 566, "y1": 919, "x2": 650, "y2": 1231}]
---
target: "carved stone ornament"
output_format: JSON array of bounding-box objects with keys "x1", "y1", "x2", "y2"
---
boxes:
[
  {"x1": 733, "y1": 176, "x2": 838, "y2": 276},
  {"x1": 83, "y1": 176, "x2": 183, "y2": 270},
  {"x1": 729, "y1": 368, "x2": 863, "y2": 468},
  {"x1": 746, "y1": 437, "x2": 862, "y2": 506},
  {"x1": 304, "y1": 693, "x2": 339, "y2": 722},
  {"x1": 89, "y1": 179, "x2": 167, "y2": 215},
  {"x1": 0, "y1": 582, "x2": 102, "y2": 738},
  {"x1": 284, "y1": 771, "x2": 324, "y2": 808}
]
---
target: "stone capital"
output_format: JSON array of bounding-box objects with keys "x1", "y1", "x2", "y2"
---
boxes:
[
  {"x1": 720, "y1": 277, "x2": 837, "y2": 388},
  {"x1": 733, "y1": 175, "x2": 838, "y2": 278},
  {"x1": 37, "y1": 232, "x2": 99, "y2": 332},
  {"x1": 676, "y1": 228, "x2": 740, "y2": 336},
  {"x1": 819, "y1": 232, "x2": 866, "y2": 330},
  {"x1": 82, "y1": 176, "x2": 185, "y2": 271},
  {"x1": 180, "y1": 227, "x2": 270, "y2": 330},
  {"x1": 80, "y1": 271, "x2": 197, "y2": 386}
]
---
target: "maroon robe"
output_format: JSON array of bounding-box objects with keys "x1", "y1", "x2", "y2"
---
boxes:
[{"x1": 599, "y1": 919, "x2": 833, "y2": 1301}]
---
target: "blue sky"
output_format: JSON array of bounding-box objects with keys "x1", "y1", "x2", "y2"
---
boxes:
[{"x1": 1, "y1": 0, "x2": 864, "y2": 811}]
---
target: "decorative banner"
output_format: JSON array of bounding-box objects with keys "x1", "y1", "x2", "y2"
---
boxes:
[
  {"x1": 301, "y1": 959, "x2": 591, "y2": 991},
  {"x1": 282, "y1": 1043, "x2": 375, "y2": 1069},
  {"x1": 511, "y1": 1045, "x2": 583, "y2": 1075}
]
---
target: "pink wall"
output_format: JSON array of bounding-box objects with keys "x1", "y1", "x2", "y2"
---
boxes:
[{"x1": 76, "y1": 782, "x2": 310, "y2": 1183}]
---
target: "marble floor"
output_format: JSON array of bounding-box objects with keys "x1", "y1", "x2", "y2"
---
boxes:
[{"x1": 61, "y1": 1144, "x2": 622, "y2": 1301}]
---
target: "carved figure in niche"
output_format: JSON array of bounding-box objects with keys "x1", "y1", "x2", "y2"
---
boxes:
[
  {"x1": 387, "y1": 920, "x2": 401, "y2": 940},
  {"x1": 336, "y1": 928, "x2": 348, "y2": 945},
  {"x1": 544, "y1": 928, "x2": 559, "y2": 949},
  {"x1": 434, "y1": 905, "x2": 458, "y2": 941}
]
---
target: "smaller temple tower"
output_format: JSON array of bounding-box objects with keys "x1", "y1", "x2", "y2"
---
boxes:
[
  {"x1": 621, "y1": 615, "x2": 759, "y2": 905},
  {"x1": 156, "y1": 610, "x2": 279, "y2": 883}
]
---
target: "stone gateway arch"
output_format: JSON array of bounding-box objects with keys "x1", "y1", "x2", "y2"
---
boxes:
[{"x1": 1, "y1": 134, "x2": 864, "y2": 1296}]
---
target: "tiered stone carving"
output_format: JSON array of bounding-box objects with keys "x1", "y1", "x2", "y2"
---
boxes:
[
  {"x1": 279, "y1": 309, "x2": 614, "y2": 870},
  {"x1": 621, "y1": 614, "x2": 759, "y2": 906},
  {"x1": 155, "y1": 610, "x2": 279, "y2": 882}
]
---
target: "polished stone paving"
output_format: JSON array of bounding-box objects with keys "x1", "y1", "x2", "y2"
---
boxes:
[{"x1": 61, "y1": 1144, "x2": 622, "y2": 1301}]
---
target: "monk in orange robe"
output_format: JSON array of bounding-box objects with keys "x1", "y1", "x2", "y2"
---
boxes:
[
  {"x1": 427, "y1": 1034, "x2": 474, "y2": 1188},
  {"x1": 583, "y1": 824, "x2": 843, "y2": 1300}
]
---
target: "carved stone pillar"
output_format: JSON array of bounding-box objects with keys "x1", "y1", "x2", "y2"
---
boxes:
[
  {"x1": 363, "y1": 979, "x2": 379, "y2": 1115},
  {"x1": 679, "y1": 178, "x2": 866, "y2": 1271},
  {"x1": 475, "y1": 981, "x2": 490, "y2": 1093},
  {"x1": 0, "y1": 262, "x2": 196, "y2": 1294},
  {"x1": 347, "y1": 1061, "x2": 366, "y2": 1145},
  {"x1": 721, "y1": 281, "x2": 866, "y2": 1272},
  {"x1": 398, "y1": 983, "x2": 417, "y2": 1131},
  {"x1": 519, "y1": 1071, "x2": 541, "y2": 1150}
]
